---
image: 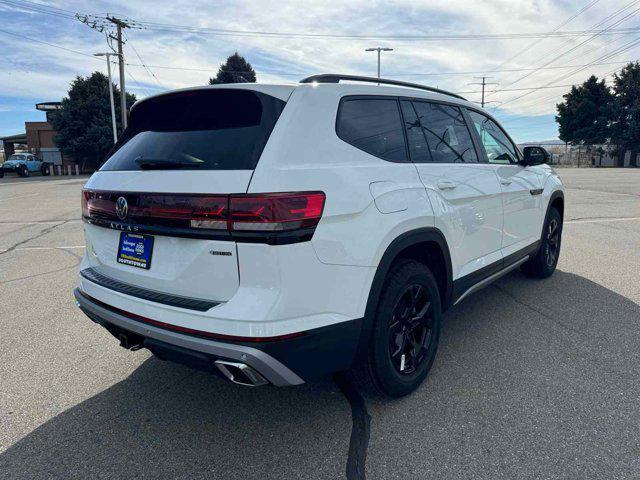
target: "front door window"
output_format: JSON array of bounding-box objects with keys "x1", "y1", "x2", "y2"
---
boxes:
[{"x1": 468, "y1": 111, "x2": 518, "y2": 164}]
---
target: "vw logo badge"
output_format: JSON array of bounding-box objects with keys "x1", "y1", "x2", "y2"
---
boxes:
[{"x1": 115, "y1": 196, "x2": 128, "y2": 220}]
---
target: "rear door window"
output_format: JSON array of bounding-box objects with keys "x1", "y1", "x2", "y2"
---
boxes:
[
  {"x1": 405, "y1": 101, "x2": 479, "y2": 163},
  {"x1": 336, "y1": 98, "x2": 408, "y2": 162},
  {"x1": 400, "y1": 100, "x2": 432, "y2": 163},
  {"x1": 101, "y1": 89, "x2": 286, "y2": 171}
]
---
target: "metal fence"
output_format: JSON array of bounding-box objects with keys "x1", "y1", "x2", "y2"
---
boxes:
[{"x1": 520, "y1": 143, "x2": 638, "y2": 167}]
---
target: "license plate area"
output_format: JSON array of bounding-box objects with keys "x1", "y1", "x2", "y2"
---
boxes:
[{"x1": 117, "y1": 232, "x2": 154, "y2": 270}]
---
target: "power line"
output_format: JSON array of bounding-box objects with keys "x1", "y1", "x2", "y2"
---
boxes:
[
  {"x1": 0, "y1": 0, "x2": 76, "y2": 14},
  {"x1": 457, "y1": 83, "x2": 582, "y2": 95},
  {"x1": 498, "y1": 36, "x2": 640, "y2": 107},
  {"x1": 2, "y1": 26, "x2": 633, "y2": 82},
  {"x1": 128, "y1": 23, "x2": 640, "y2": 41},
  {"x1": 494, "y1": 62, "x2": 628, "y2": 111},
  {"x1": 121, "y1": 59, "x2": 636, "y2": 76},
  {"x1": 122, "y1": 31, "x2": 164, "y2": 89},
  {"x1": 125, "y1": 68, "x2": 154, "y2": 97},
  {"x1": 485, "y1": 1, "x2": 640, "y2": 109},
  {"x1": 554, "y1": 1, "x2": 640, "y2": 68},
  {"x1": 6, "y1": 0, "x2": 640, "y2": 42},
  {"x1": 0, "y1": 0, "x2": 76, "y2": 19},
  {"x1": 0, "y1": 17, "x2": 635, "y2": 105},
  {"x1": 76, "y1": 14, "x2": 138, "y2": 128},
  {"x1": 0, "y1": 26, "x2": 100, "y2": 59},
  {"x1": 492, "y1": 58, "x2": 635, "y2": 113},
  {"x1": 491, "y1": 0, "x2": 602, "y2": 71},
  {"x1": 468, "y1": 76, "x2": 499, "y2": 107},
  {"x1": 488, "y1": 1, "x2": 640, "y2": 97}
]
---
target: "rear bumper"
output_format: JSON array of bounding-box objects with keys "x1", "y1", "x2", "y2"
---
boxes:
[{"x1": 74, "y1": 288, "x2": 361, "y2": 385}]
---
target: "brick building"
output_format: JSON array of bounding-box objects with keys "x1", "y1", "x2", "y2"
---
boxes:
[{"x1": 1, "y1": 102, "x2": 72, "y2": 166}]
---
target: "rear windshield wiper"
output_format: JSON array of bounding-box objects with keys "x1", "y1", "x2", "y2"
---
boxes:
[{"x1": 134, "y1": 156, "x2": 204, "y2": 170}]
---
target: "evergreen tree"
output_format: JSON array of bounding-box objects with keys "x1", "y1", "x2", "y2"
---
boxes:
[
  {"x1": 555, "y1": 75, "x2": 613, "y2": 147},
  {"x1": 51, "y1": 72, "x2": 136, "y2": 170},
  {"x1": 209, "y1": 52, "x2": 256, "y2": 84},
  {"x1": 611, "y1": 62, "x2": 640, "y2": 166}
]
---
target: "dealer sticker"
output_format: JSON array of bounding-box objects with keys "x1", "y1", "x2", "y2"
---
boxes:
[{"x1": 117, "y1": 232, "x2": 154, "y2": 270}]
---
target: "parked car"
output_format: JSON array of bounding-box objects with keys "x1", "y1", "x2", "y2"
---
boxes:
[
  {"x1": 74, "y1": 75, "x2": 564, "y2": 397},
  {"x1": 0, "y1": 153, "x2": 51, "y2": 178}
]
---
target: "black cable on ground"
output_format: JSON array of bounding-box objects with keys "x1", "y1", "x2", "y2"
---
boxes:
[{"x1": 334, "y1": 373, "x2": 371, "y2": 480}]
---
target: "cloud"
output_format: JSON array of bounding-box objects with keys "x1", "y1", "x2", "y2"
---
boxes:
[{"x1": 0, "y1": 0, "x2": 636, "y2": 141}]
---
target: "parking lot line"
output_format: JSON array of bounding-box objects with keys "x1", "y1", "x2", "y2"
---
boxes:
[
  {"x1": 0, "y1": 220, "x2": 82, "y2": 225},
  {"x1": 0, "y1": 245, "x2": 85, "y2": 253},
  {"x1": 565, "y1": 216, "x2": 640, "y2": 224}
]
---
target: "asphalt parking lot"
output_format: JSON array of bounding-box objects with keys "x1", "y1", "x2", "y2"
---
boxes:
[{"x1": 1, "y1": 168, "x2": 639, "y2": 479}]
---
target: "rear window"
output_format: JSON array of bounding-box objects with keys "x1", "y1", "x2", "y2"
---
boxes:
[
  {"x1": 336, "y1": 98, "x2": 407, "y2": 162},
  {"x1": 100, "y1": 89, "x2": 286, "y2": 171}
]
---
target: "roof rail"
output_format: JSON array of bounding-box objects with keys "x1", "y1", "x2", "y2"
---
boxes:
[{"x1": 299, "y1": 74, "x2": 466, "y2": 101}]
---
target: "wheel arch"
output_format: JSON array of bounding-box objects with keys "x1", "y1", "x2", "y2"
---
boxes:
[
  {"x1": 549, "y1": 191, "x2": 564, "y2": 220},
  {"x1": 542, "y1": 190, "x2": 564, "y2": 240},
  {"x1": 354, "y1": 227, "x2": 453, "y2": 362}
]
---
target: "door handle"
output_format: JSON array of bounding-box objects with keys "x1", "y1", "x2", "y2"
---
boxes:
[
  {"x1": 437, "y1": 181, "x2": 457, "y2": 190},
  {"x1": 500, "y1": 179, "x2": 512, "y2": 186}
]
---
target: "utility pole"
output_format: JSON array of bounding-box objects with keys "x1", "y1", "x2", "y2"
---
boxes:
[
  {"x1": 77, "y1": 14, "x2": 133, "y2": 132},
  {"x1": 469, "y1": 77, "x2": 499, "y2": 108},
  {"x1": 107, "y1": 16, "x2": 130, "y2": 130},
  {"x1": 365, "y1": 47, "x2": 394, "y2": 80},
  {"x1": 94, "y1": 53, "x2": 119, "y2": 144}
]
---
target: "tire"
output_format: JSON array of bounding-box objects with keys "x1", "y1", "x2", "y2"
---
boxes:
[
  {"x1": 0, "y1": 169, "x2": 4, "y2": 178},
  {"x1": 521, "y1": 207, "x2": 562, "y2": 279},
  {"x1": 41, "y1": 163, "x2": 50, "y2": 176},
  {"x1": 18, "y1": 165, "x2": 29, "y2": 177},
  {"x1": 363, "y1": 259, "x2": 442, "y2": 398}
]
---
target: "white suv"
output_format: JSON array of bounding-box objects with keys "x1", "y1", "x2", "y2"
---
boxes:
[{"x1": 75, "y1": 75, "x2": 564, "y2": 397}]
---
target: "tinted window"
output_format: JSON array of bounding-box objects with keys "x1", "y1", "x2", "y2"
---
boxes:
[
  {"x1": 400, "y1": 100, "x2": 431, "y2": 162},
  {"x1": 468, "y1": 110, "x2": 518, "y2": 164},
  {"x1": 101, "y1": 89, "x2": 285, "y2": 171},
  {"x1": 407, "y1": 101, "x2": 478, "y2": 163},
  {"x1": 337, "y1": 98, "x2": 407, "y2": 162}
]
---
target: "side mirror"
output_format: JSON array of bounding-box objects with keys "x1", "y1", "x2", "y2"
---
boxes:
[{"x1": 522, "y1": 146, "x2": 550, "y2": 166}]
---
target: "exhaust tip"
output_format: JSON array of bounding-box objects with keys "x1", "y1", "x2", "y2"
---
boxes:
[{"x1": 214, "y1": 360, "x2": 269, "y2": 387}]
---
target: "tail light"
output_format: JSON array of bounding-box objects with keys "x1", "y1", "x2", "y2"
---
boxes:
[
  {"x1": 141, "y1": 195, "x2": 228, "y2": 231},
  {"x1": 82, "y1": 190, "x2": 325, "y2": 245},
  {"x1": 230, "y1": 193, "x2": 325, "y2": 231},
  {"x1": 81, "y1": 190, "x2": 89, "y2": 218}
]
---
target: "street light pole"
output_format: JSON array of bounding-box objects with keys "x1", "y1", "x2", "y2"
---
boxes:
[
  {"x1": 365, "y1": 47, "x2": 394, "y2": 81},
  {"x1": 94, "y1": 53, "x2": 118, "y2": 144}
]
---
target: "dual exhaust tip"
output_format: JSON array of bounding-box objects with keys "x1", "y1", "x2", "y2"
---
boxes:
[
  {"x1": 214, "y1": 360, "x2": 269, "y2": 387},
  {"x1": 104, "y1": 317, "x2": 269, "y2": 387}
]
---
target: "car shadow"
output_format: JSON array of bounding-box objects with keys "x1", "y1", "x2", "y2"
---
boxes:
[
  {"x1": 0, "y1": 359, "x2": 351, "y2": 480},
  {"x1": 363, "y1": 269, "x2": 640, "y2": 478},
  {"x1": 2, "y1": 270, "x2": 639, "y2": 480}
]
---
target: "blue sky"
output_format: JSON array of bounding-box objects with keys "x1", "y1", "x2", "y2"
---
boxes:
[{"x1": 1, "y1": 0, "x2": 638, "y2": 143}]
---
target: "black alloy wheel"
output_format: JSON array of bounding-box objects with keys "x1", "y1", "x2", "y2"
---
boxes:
[
  {"x1": 388, "y1": 284, "x2": 434, "y2": 375},
  {"x1": 545, "y1": 217, "x2": 560, "y2": 267},
  {"x1": 363, "y1": 259, "x2": 442, "y2": 397},
  {"x1": 522, "y1": 206, "x2": 562, "y2": 278}
]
